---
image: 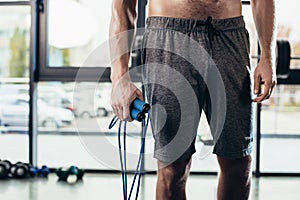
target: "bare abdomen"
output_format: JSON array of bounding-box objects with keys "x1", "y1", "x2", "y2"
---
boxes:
[{"x1": 148, "y1": 0, "x2": 242, "y2": 19}]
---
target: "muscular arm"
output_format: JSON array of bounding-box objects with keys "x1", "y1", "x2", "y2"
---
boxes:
[
  {"x1": 251, "y1": 0, "x2": 277, "y2": 102},
  {"x1": 109, "y1": 0, "x2": 143, "y2": 120},
  {"x1": 109, "y1": 0, "x2": 137, "y2": 81}
]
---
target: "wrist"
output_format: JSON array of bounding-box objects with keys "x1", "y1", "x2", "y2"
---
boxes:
[
  {"x1": 110, "y1": 60, "x2": 130, "y2": 82},
  {"x1": 260, "y1": 52, "x2": 276, "y2": 63},
  {"x1": 260, "y1": 50, "x2": 273, "y2": 57},
  {"x1": 260, "y1": 45, "x2": 276, "y2": 59},
  {"x1": 110, "y1": 74, "x2": 123, "y2": 83},
  {"x1": 110, "y1": 70, "x2": 130, "y2": 83}
]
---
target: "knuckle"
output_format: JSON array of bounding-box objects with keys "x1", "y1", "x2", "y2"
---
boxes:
[
  {"x1": 124, "y1": 109, "x2": 129, "y2": 115},
  {"x1": 116, "y1": 103, "x2": 122, "y2": 108}
]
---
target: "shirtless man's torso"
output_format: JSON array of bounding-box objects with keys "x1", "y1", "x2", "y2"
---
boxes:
[{"x1": 148, "y1": 0, "x2": 242, "y2": 19}]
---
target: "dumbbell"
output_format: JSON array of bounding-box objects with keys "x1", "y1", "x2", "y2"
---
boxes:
[
  {"x1": 130, "y1": 98, "x2": 150, "y2": 122},
  {"x1": 56, "y1": 166, "x2": 85, "y2": 183},
  {"x1": 0, "y1": 160, "x2": 12, "y2": 179},
  {"x1": 30, "y1": 165, "x2": 50, "y2": 177},
  {"x1": 10, "y1": 162, "x2": 31, "y2": 179}
]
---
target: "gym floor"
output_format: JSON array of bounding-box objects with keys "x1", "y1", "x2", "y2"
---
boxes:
[{"x1": 0, "y1": 173, "x2": 299, "y2": 200}]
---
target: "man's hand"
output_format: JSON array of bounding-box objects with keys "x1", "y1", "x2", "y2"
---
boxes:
[
  {"x1": 111, "y1": 73, "x2": 144, "y2": 121},
  {"x1": 253, "y1": 57, "x2": 276, "y2": 103},
  {"x1": 251, "y1": 0, "x2": 277, "y2": 103}
]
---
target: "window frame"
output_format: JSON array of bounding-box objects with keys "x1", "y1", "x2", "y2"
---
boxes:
[
  {"x1": 37, "y1": 0, "x2": 145, "y2": 82},
  {"x1": 0, "y1": 1, "x2": 29, "y2": 6}
]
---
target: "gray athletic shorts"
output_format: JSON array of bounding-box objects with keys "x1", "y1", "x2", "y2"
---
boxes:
[{"x1": 141, "y1": 16, "x2": 254, "y2": 163}]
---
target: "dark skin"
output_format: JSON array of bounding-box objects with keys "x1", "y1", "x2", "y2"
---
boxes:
[{"x1": 110, "y1": 0, "x2": 277, "y2": 199}]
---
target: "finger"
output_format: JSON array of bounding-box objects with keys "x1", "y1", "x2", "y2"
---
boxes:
[
  {"x1": 253, "y1": 82, "x2": 272, "y2": 102},
  {"x1": 267, "y1": 81, "x2": 276, "y2": 99},
  {"x1": 127, "y1": 89, "x2": 144, "y2": 110},
  {"x1": 136, "y1": 89, "x2": 144, "y2": 101},
  {"x1": 271, "y1": 81, "x2": 276, "y2": 93},
  {"x1": 267, "y1": 82, "x2": 276, "y2": 99},
  {"x1": 123, "y1": 105, "x2": 131, "y2": 121},
  {"x1": 126, "y1": 112, "x2": 133, "y2": 122},
  {"x1": 253, "y1": 91, "x2": 269, "y2": 102},
  {"x1": 118, "y1": 106, "x2": 124, "y2": 120},
  {"x1": 112, "y1": 105, "x2": 118, "y2": 116},
  {"x1": 253, "y1": 73, "x2": 261, "y2": 95},
  {"x1": 113, "y1": 105, "x2": 121, "y2": 119}
]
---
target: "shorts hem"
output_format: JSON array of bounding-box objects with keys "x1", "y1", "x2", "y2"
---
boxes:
[
  {"x1": 213, "y1": 146, "x2": 253, "y2": 160},
  {"x1": 153, "y1": 148, "x2": 196, "y2": 163}
]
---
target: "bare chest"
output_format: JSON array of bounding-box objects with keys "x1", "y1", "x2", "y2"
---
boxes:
[{"x1": 148, "y1": 0, "x2": 242, "y2": 19}]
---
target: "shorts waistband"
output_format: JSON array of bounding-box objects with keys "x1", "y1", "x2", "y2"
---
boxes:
[{"x1": 146, "y1": 16, "x2": 246, "y2": 32}]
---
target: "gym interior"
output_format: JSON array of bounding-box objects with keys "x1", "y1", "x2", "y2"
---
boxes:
[{"x1": 0, "y1": 0, "x2": 299, "y2": 199}]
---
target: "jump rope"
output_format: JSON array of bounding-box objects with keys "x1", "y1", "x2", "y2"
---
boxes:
[{"x1": 109, "y1": 98, "x2": 150, "y2": 200}]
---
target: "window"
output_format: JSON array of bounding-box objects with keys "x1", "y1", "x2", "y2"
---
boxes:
[
  {"x1": 47, "y1": 0, "x2": 112, "y2": 67},
  {"x1": 0, "y1": 5, "x2": 30, "y2": 162},
  {"x1": 37, "y1": 82, "x2": 145, "y2": 170},
  {"x1": 276, "y1": 0, "x2": 300, "y2": 69},
  {"x1": 37, "y1": 0, "x2": 114, "y2": 82}
]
